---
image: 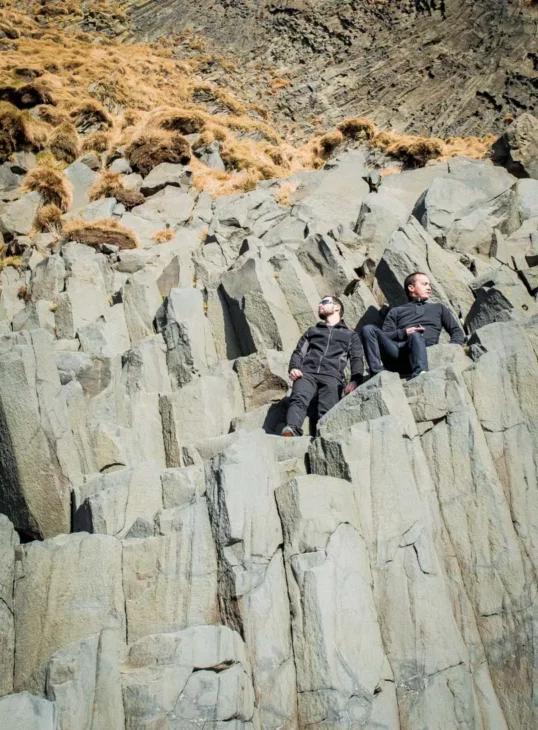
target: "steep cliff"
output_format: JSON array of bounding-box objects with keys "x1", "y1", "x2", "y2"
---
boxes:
[{"x1": 1, "y1": 118, "x2": 538, "y2": 726}]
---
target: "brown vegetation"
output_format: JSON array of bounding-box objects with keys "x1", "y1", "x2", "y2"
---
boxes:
[
  {"x1": 63, "y1": 218, "x2": 139, "y2": 250},
  {"x1": 276, "y1": 180, "x2": 299, "y2": 206},
  {"x1": 70, "y1": 100, "x2": 113, "y2": 133},
  {"x1": 152, "y1": 228, "x2": 175, "y2": 244},
  {"x1": 0, "y1": 101, "x2": 48, "y2": 162},
  {"x1": 90, "y1": 171, "x2": 145, "y2": 209},
  {"x1": 22, "y1": 167, "x2": 72, "y2": 211},
  {"x1": 35, "y1": 203, "x2": 62, "y2": 231},
  {"x1": 48, "y1": 121, "x2": 79, "y2": 162},
  {"x1": 126, "y1": 129, "x2": 191, "y2": 176},
  {"x1": 81, "y1": 130, "x2": 111, "y2": 153}
]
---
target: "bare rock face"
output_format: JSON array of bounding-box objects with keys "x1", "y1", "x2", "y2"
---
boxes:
[
  {"x1": 128, "y1": 0, "x2": 538, "y2": 138},
  {"x1": 3, "y1": 154, "x2": 538, "y2": 727}
]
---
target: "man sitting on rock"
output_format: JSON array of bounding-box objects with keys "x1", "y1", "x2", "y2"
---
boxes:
[
  {"x1": 362, "y1": 272, "x2": 464, "y2": 379},
  {"x1": 282, "y1": 296, "x2": 364, "y2": 437}
]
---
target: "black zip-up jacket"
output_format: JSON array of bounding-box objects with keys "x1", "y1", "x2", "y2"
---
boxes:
[
  {"x1": 382, "y1": 298, "x2": 464, "y2": 346},
  {"x1": 289, "y1": 320, "x2": 364, "y2": 383}
]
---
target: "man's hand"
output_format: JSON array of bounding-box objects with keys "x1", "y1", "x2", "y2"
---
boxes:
[
  {"x1": 406, "y1": 326, "x2": 425, "y2": 336},
  {"x1": 344, "y1": 381, "x2": 358, "y2": 396},
  {"x1": 289, "y1": 369, "x2": 303, "y2": 383}
]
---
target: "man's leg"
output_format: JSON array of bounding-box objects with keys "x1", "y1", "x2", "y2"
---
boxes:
[
  {"x1": 399, "y1": 332, "x2": 428, "y2": 377},
  {"x1": 284, "y1": 374, "x2": 318, "y2": 435},
  {"x1": 316, "y1": 375, "x2": 343, "y2": 423},
  {"x1": 361, "y1": 324, "x2": 401, "y2": 374}
]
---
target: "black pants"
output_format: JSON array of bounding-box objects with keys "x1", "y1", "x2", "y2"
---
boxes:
[
  {"x1": 362, "y1": 324, "x2": 428, "y2": 377},
  {"x1": 286, "y1": 373, "x2": 342, "y2": 435}
]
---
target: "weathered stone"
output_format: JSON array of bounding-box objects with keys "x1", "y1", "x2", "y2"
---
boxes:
[
  {"x1": 160, "y1": 365, "x2": 244, "y2": 465},
  {"x1": 22, "y1": 629, "x2": 124, "y2": 730},
  {"x1": 64, "y1": 161, "x2": 99, "y2": 211},
  {"x1": 131, "y1": 185, "x2": 195, "y2": 227},
  {"x1": 220, "y1": 254, "x2": 301, "y2": 354},
  {"x1": 156, "y1": 287, "x2": 217, "y2": 388},
  {"x1": 517, "y1": 178, "x2": 538, "y2": 221},
  {"x1": 492, "y1": 112, "x2": 538, "y2": 179},
  {"x1": 123, "y1": 500, "x2": 219, "y2": 642},
  {"x1": 0, "y1": 692, "x2": 57, "y2": 730},
  {"x1": 109, "y1": 157, "x2": 132, "y2": 174},
  {"x1": 140, "y1": 162, "x2": 192, "y2": 195},
  {"x1": 73, "y1": 461, "x2": 163, "y2": 539},
  {"x1": 119, "y1": 211, "x2": 165, "y2": 248},
  {"x1": 63, "y1": 197, "x2": 116, "y2": 223},
  {"x1": 276, "y1": 474, "x2": 393, "y2": 729},
  {"x1": 77, "y1": 306, "x2": 131, "y2": 358},
  {"x1": 297, "y1": 233, "x2": 356, "y2": 298},
  {"x1": 269, "y1": 251, "x2": 319, "y2": 331},
  {"x1": 206, "y1": 431, "x2": 297, "y2": 728},
  {"x1": 0, "y1": 329, "x2": 81, "y2": 539},
  {"x1": 0, "y1": 192, "x2": 41, "y2": 238},
  {"x1": 30, "y1": 254, "x2": 65, "y2": 303},
  {"x1": 233, "y1": 350, "x2": 289, "y2": 411},
  {"x1": 12, "y1": 300, "x2": 55, "y2": 334},
  {"x1": 122, "y1": 626, "x2": 258, "y2": 729},
  {"x1": 122, "y1": 268, "x2": 162, "y2": 344},
  {"x1": 14, "y1": 532, "x2": 125, "y2": 688},
  {"x1": 0, "y1": 515, "x2": 18, "y2": 697}
]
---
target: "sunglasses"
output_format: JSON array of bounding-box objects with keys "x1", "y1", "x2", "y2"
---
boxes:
[{"x1": 319, "y1": 298, "x2": 334, "y2": 305}]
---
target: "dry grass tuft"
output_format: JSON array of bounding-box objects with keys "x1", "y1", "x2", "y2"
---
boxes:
[
  {"x1": 0, "y1": 255, "x2": 23, "y2": 271},
  {"x1": 317, "y1": 129, "x2": 344, "y2": 158},
  {"x1": 0, "y1": 79, "x2": 56, "y2": 109},
  {"x1": 63, "y1": 218, "x2": 139, "y2": 250},
  {"x1": 276, "y1": 180, "x2": 299, "y2": 205},
  {"x1": 90, "y1": 171, "x2": 145, "y2": 210},
  {"x1": 0, "y1": 101, "x2": 50, "y2": 162},
  {"x1": 35, "y1": 203, "x2": 63, "y2": 231},
  {"x1": 70, "y1": 99, "x2": 113, "y2": 133},
  {"x1": 48, "y1": 121, "x2": 79, "y2": 163},
  {"x1": 22, "y1": 166, "x2": 72, "y2": 211},
  {"x1": 338, "y1": 117, "x2": 376, "y2": 140},
  {"x1": 126, "y1": 129, "x2": 191, "y2": 176},
  {"x1": 81, "y1": 130, "x2": 111, "y2": 153},
  {"x1": 152, "y1": 228, "x2": 175, "y2": 243}
]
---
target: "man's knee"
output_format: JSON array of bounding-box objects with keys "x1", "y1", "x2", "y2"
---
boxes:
[
  {"x1": 362, "y1": 324, "x2": 381, "y2": 339},
  {"x1": 408, "y1": 331, "x2": 425, "y2": 345}
]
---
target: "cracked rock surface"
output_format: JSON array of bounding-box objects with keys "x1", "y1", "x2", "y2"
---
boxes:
[{"x1": 2, "y1": 148, "x2": 538, "y2": 728}]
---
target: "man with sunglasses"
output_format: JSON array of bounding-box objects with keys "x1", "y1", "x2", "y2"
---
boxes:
[{"x1": 282, "y1": 295, "x2": 364, "y2": 437}]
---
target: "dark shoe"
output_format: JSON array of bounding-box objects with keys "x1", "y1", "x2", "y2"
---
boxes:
[
  {"x1": 409, "y1": 370, "x2": 427, "y2": 380},
  {"x1": 282, "y1": 426, "x2": 296, "y2": 437}
]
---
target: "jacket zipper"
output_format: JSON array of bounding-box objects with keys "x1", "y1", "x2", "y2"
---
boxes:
[{"x1": 317, "y1": 326, "x2": 333, "y2": 373}]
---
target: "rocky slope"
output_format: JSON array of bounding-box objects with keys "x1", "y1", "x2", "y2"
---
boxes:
[
  {"x1": 1, "y1": 104, "x2": 538, "y2": 727},
  {"x1": 127, "y1": 0, "x2": 538, "y2": 139}
]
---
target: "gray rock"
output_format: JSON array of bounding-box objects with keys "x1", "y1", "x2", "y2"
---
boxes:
[
  {"x1": 0, "y1": 329, "x2": 82, "y2": 539},
  {"x1": 517, "y1": 178, "x2": 538, "y2": 221},
  {"x1": 109, "y1": 157, "x2": 132, "y2": 174},
  {"x1": 30, "y1": 255, "x2": 65, "y2": 303},
  {"x1": 21, "y1": 629, "x2": 124, "y2": 730},
  {"x1": 123, "y1": 500, "x2": 219, "y2": 642},
  {"x1": 64, "y1": 161, "x2": 99, "y2": 211},
  {"x1": 196, "y1": 140, "x2": 226, "y2": 170},
  {"x1": 14, "y1": 532, "x2": 125, "y2": 689},
  {"x1": 156, "y1": 287, "x2": 217, "y2": 388},
  {"x1": 121, "y1": 626, "x2": 258, "y2": 729},
  {"x1": 0, "y1": 193, "x2": 41, "y2": 238},
  {"x1": 269, "y1": 251, "x2": 319, "y2": 331},
  {"x1": 122, "y1": 173, "x2": 143, "y2": 191},
  {"x1": 73, "y1": 461, "x2": 163, "y2": 539},
  {"x1": 233, "y1": 350, "x2": 289, "y2": 410},
  {"x1": 297, "y1": 233, "x2": 356, "y2": 298},
  {"x1": 0, "y1": 515, "x2": 18, "y2": 696},
  {"x1": 63, "y1": 197, "x2": 116, "y2": 223},
  {"x1": 78, "y1": 152, "x2": 101, "y2": 170},
  {"x1": 220, "y1": 254, "x2": 301, "y2": 354},
  {"x1": 140, "y1": 163, "x2": 191, "y2": 195},
  {"x1": 0, "y1": 265, "x2": 26, "y2": 322},
  {"x1": 119, "y1": 211, "x2": 166, "y2": 248},
  {"x1": 12, "y1": 300, "x2": 55, "y2": 334},
  {"x1": 0, "y1": 164, "x2": 24, "y2": 193},
  {"x1": 77, "y1": 306, "x2": 131, "y2": 358},
  {"x1": 122, "y1": 268, "x2": 162, "y2": 344},
  {"x1": 492, "y1": 112, "x2": 538, "y2": 179},
  {"x1": 0, "y1": 692, "x2": 57, "y2": 730},
  {"x1": 131, "y1": 185, "x2": 195, "y2": 227},
  {"x1": 10, "y1": 151, "x2": 37, "y2": 175}
]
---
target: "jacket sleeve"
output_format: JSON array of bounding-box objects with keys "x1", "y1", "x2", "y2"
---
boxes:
[
  {"x1": 349, "y1": 331, "x2": 364, "y2": 382},
  {"x1": 441, "y1": 305, "x2": 465, "y2": 345},
  {"x1": 288, "y1": 331, "x2": 309, "y2": 371},
  {"x1": 382, "y1": 309, "x2": 407, "y2": 341}
]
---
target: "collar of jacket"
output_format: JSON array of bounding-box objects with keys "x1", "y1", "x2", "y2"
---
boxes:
[
  {"x1": 316, "y1": 319, "x2": 348, "y2": 328},
  {"x1": 408, "y1": 297, "x2": 428, "y2": 304}
]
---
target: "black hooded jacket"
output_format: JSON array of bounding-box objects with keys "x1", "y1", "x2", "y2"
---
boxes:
[
  {"x1": 382, "y1": 298, "x2": 465, "y2": 346},
  {"x1": 289, "y1": 320, "x2": 364, "y2": 383}
]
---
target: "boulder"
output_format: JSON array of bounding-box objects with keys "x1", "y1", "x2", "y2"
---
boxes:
[
  {"x1": 0, "y1": 692, "x2": 57, "y2": 730},
  {"x1": 14, "y1": 532, "x2": 125, "y2": 688},
  {"x1": 121, "y1": 626, "x2": 258, "y2": 729},
  {"x1": 269, "y1": 251, "x2": 319, "y2": 331},
  {"x1": 205, "y1": 431, "x2": 297, "y2": 728},
  {"x1": 491, "y1": 112, "x2": 538, "y2": 179},
  {"x1": 220, "y1": 254, "x2": 301, "y2": 355},
  {"x1": 64, "y1": 161, "x2": 99, "y2": 211},
  {"x1": 30, "y1": 255, "x2": 65, "y2": 303},
  {"x1": 0, "y1": 516, "x2": 18, "y2": 696},
  {"x1": 156, "y1": 287, "x2": 217, "y2": 388},
  {"x1": 517, "y1": 178, "x2": 538, "y2": 221},
  {"x1": 131, "y1": 185, "x2": 195, "y2": 227},
  {"x1": 122, "y1": 268, "x2": 162, "y2": 344},
  {"x1": 122, "y1": 500, "x2": 219, "y2": 642},
  {"x1": 233, "y1": 350, "x2": 289, "y2": 411},
  {"x1": 140, "y1": 162, "x2": 192, "y2": 195},
  {"x1": 0, "y1": 192, "x2": 41, "y2": 238},
  {"x1": 297, "y1": 233, "x2": 357, "y2": 298},
  {"x1": 21, "y1": 629, "x2": 124, "y2": 730},
  {"x1": 0, "y1": 329, "x2": 81, "y2": 539}
]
